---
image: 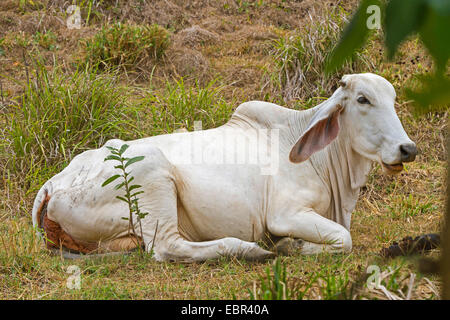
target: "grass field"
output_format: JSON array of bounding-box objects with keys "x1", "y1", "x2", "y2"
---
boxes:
[{"x1": 0, "y1": 0, "x2": 447, "y2": 299}]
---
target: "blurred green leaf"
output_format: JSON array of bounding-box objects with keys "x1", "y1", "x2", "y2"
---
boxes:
[
  {"x1": 325, "y1": 0, "x2": 382, "y2": 74},
  {"x1": 131, "y1": 191, "x2": 145, "y2": 198},
  {"x1": 419, "y1": 0, "x2": 450, "y2": 73},
  {"x1": 106, "y1": 146, "x2": 120, "y2": 154},
  {"x1": 385, "y1": 0, "x2": 426, "y2": 59},
  {"x1": 406, "y1": 74, "x2": 450, "y2": 111}
]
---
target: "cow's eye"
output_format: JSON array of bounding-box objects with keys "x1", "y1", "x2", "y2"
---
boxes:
[{"x1": 357, "y1": 96, "x2": 370, "y2": 104}]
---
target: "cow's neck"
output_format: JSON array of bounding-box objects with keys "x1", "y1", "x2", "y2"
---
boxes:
[
  {"x1": 291, "y1": 107, "x2": 373, "y2": 230},
  {"x1": 316, "y1": 133, "x2": 372, "y2": 230}
]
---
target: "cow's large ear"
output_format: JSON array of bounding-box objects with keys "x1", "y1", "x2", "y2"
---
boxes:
[{"x1": 289, "y1": 103, "x2": 343, "y2": 163}]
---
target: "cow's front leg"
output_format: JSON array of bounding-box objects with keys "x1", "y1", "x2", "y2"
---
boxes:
[
  {"x1": 156, "y1": 237, "x2": 275, "y2": 263},
  {"x1": 267, "y1": 210, "x2": 352, "y2": 254}
]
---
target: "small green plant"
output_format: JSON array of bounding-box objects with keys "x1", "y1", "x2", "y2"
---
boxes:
[
  {"x1": 383, "y1": 265, "x2": 403, "y2": 292},
  {"x1": 84, "y1": 22, "x2": 170, "y2": 70},
  {"x1": 14, "y1": 31, "x2": 31, "y2": 48},
  {"x1": 102, "y1": 144, "x2": 148, "y2": 254},
  {"x1": 249, "y1": 258, "x2": 318, "y2": 300}
]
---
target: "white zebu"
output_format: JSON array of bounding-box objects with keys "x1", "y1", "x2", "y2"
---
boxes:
[{"x1": 32, "y1": 73, "x2": 417, "y2": 262}]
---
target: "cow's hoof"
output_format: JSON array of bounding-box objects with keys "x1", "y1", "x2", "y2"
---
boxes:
[
  {"x1": 274, "y1": 237, "x2": 304, "y2": 256},
  {"x1": 244, "y1": 244, "x2": 276, "y2": 262},
  {"x1": 249, "y1": 251, "x2": 276, "y2": 262}
]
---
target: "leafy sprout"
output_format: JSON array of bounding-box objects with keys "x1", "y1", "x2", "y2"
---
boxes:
[{"x1": 102, "y1": 144, "x2": 148, "y2": 255}]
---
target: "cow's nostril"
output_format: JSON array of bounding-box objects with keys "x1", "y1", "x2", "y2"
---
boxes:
[
  {"x1": 400, "y1": 143, "x2": 418, "y2": 162},
  {"x1": 400, "y1": 146, "x2": 409, "y2": 157}
]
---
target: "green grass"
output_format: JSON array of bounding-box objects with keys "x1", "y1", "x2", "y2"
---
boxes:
[
  {"x1": 2, "y1": 60, "x2": 141, "y2": 188},
  {"x1": 141, "y1": 78, "x2": 235, "y2": 134},
  {"x1": 0, "y1": 38, "x2": 5, "y2": 57},
  {"x1": 249, "y1": 257, "x2": 316, "y2": 300},
  {"x1": 269, "y1": 4, "x2": 380, "y2": 102},
  {"x1": 386, "y1": 194, "x2": 437, "y2": 220},
  {"x1": 83, "y1": 22, "x2": 170, "y2": 70},
  {"x1": 18, "y1": 0, "x2": 45, "y2": 12},
  {"x1": 317, "y1": 267, "x2": 352, "y2": 300}
]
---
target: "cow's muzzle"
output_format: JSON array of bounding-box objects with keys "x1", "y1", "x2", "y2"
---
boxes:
[{"x1": 400, "y1": 143, "x2": 418, "y2": 163}]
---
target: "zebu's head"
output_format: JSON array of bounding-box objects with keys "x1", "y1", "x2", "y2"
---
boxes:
[{"x1": 289, "y1": 73, "x2": 417, "y2": 173}]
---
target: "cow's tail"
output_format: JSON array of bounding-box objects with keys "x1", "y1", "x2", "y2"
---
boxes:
[{"x1": 31, "y1": 182, "x2": 52, "y2": 237}]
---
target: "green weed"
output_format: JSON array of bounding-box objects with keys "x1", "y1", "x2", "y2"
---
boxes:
[{"x1": 102, "y1": 143, "x2": 148, "y2": 254}]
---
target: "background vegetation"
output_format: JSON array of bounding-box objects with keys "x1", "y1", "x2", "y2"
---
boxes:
[{"x1": 0, "y1": 0, "x2": 447, "y2": 299}]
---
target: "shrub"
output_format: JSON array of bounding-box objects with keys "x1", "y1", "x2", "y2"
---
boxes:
[{"x1": 84, "y1": 22, "x2": 170, "y2": 70}]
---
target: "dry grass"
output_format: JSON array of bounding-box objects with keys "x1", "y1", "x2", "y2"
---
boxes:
[{"x1": 0, "y1": 0, "x2": 447, "y2": 300}]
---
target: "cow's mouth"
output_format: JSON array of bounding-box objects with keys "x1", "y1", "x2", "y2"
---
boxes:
[{"x1": 382, "y1": 162, "x2": 404, "y2": 173}]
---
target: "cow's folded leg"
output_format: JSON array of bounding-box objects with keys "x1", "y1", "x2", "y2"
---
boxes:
[
  {"x1": 268, "y1": 210, "x2": 352, "y2": 254},
  {"x1": 154, "y1": 237, "x2": 275, "y2": 263}
]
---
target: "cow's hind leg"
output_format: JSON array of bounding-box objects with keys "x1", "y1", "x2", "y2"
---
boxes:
[
  {"x1": 34, "y1": 189, "x2": 144, "y2": 258},
  {"x1": 142, "y1": 167, "x2": 274, "y2": 263}
]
